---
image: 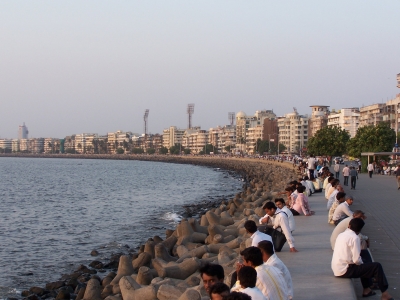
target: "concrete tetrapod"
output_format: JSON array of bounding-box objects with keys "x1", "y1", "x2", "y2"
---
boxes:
[
  {"x1": 119, "y1": 276, "x2": 157, "y2": 300},
  {"x1": 205, "y1": 211, "x2": 234, "y2": 226},
  {"x1": 152, "y1": 257, "x2": 201, "y2": 280},
  {"x1": 110, "y1": 255, "x2": 135, "y2": 286},
  {"x1": 82, "y1": 279, "x2": 102, "y2": 300},
  {"x1": 132, "y1": 252, "x2": 152, "y2": 272}
]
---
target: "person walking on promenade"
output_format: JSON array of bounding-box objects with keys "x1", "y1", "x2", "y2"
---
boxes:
[
  {"x1": 367, "y1": 162, "x2": 374, "y2": 178},
  {"x1": 331, "y1": 218, "x2": 394, "y2": 300},
  {"x1": 308, "y1": 155, "x2": 316, "y2": 180},
  {"x1": 342, "y1": 164, "x2": 350, "y2": 186},
  {"x1": 350, "y1": 166, "x2": 358, "y2": 190},
  {"x1": 334, "y1": 163, "x2": 340, "y2": 179},
  {"x1": 396, "y1": 164, "x2": 400, "y2": 190}
]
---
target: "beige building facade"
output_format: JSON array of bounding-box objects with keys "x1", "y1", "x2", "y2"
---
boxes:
[
  {"x1": 277, "y1": 110, "x2": 309, "y2": 154},
  {"x1": 308, "y1": 105, "x2": 329, "y2": 138},
  {"x1": 162, "y1": 126, "x2": 185, "y2": 149},
  {"x1": 327, "y1": 108, "x2": 360, "y2": 138}
]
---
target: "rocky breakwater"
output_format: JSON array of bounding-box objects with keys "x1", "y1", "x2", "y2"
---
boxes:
[{"x1": 15, "y1": 157, "x2": 297, "y2": 300}]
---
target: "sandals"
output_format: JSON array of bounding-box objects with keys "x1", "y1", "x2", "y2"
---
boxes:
[{"x1": 362, "y1": 291, "x2": 376, "y2": 297}]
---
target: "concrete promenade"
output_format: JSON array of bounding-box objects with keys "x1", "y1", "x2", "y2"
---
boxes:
[
  {"x1": 277, "y1": 192, "x2": 357, "y2": 300},
  {"x1": 334, "y1": 166, "x2": 400, "y2": 299}
]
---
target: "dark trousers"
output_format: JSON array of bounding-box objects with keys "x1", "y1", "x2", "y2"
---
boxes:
[
  {"x1": 369, "y1": 171, "x2": 373, "y2": 178},
  {"x1": 309, "y1": 170, "x2": 315, "y2": 180},
  {"x1": 290, "y1": 208, "x2": 300, "y2": 216},
  {"x1": 339, "y1": 262, "x2": 388, "y2": 293},
  {"x1": 344, "y1": 176, "x2": 349, "y2": 186},
  {"x1": 335, "y1": 172, "x2": 339, "y2": 179},
  {"x1": 351, "y1": 176, "x2": 357, "y2": 188}
]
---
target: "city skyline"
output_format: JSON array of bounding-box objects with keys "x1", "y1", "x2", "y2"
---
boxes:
[{"x1": 1, "y1": 1, "x2": 400, "y2": 138}]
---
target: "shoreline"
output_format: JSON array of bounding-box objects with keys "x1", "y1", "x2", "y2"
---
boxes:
[{"x1": 1, "y1": 154, "x2": 297, "y2": 300}]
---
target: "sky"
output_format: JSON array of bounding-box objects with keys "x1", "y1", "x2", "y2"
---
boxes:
[{"x1": 1, "y1": 1, "x2": 400, "y2": 138}]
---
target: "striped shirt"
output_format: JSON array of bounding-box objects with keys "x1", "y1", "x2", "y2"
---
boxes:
[
  {"x1": 265, "y1": 254, "x2": 293, "y2": 299},
  {"x1": 255, "y1": 264, "x2": 290, "y2": 300}
]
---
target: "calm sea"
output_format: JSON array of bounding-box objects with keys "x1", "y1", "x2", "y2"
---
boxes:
[{"x1": 0, "y1": 157, "x2": 242, "y2": 299}]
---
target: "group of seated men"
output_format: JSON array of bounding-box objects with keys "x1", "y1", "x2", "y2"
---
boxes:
[
  {"x1": 322, "y1": 169, "x2": 394, "y2": 299},
  {"x1": 200, "y1": 226, "x2": 293, "y2": 300}
]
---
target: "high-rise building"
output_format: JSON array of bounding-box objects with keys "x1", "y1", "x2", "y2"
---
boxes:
[
  {"x1": 308, "y1": 105, "x2": 330, "y2": 138},
  {"x1": 327, "y1": 108, "x2": 360, "y2": 138},
  {"x1": 235, "y1": 110, "x2": 276, "y2": 154},
  {"x1": 277, "y1": 109, "x2": 309, "y2": 154},
  {"x1": 162, "y1": 126, "x2": 185, "y2": 149},
  {"x1": 18, "y1": 122, "x2": 29, "y2": 139},
  {"x1": 397, "y1": 73, "x2": 400, "y2": 88},
  {"x1": 359, "y1": 104, "x2": 385, "y2": 127}
]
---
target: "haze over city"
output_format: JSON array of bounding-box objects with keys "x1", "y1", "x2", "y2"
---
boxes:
[{"x1": 1, "y1": 1, "x2": 399, "y2": 139}]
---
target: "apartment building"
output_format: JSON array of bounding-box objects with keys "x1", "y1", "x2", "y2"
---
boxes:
[
  {"x1": 182, "y1": 127, "x2": 208, "y2": 154},
  {"x1": 162, "y1": 126, "x2": 185, "y2": 149},
  {"x1": 236, "y1": 110, "x2": 276, "y2": 153},
  {"x1": 308, "y1": 105, "x2": 330, "y2": 138},
  {"x1": 75, "y1": 133, "x2": 98, "y2": 154},
  {"x1": 64, "y1": 135, "x2": 76, "y2": 153},
  {"x1": 327, "y1": 108, "x2": 360, "y2": 138},
  {"x1": 383, "y1": 94, "x2": 400, "y2": 132},
  {"x1": 29, "y1": 138, "x2": 45, "y2": 153},
  {"x1": 208, "y1": 125, "x2": 236, "y2": 153},
  {"x1": 277, "y1": 109, "x2": 309, "y2": 154},
  {"x1": 246, "y1": 126, "x2": 263, "y2": 154},
  {"x1": 0, "y1": 139, "x2": 12, "y2": 152},
  {"x1": 18, "y1": 122, "x2": 29, "y2": 139},
  {"x1": 359, "y1": 103, "x2": 385, "y2": 127},
  {"x1": 44, "y1": 138, "x2": 61, "y2": 153},
  {"x1": 12, "y1": 139, "x2": 20, "y2": 152}
]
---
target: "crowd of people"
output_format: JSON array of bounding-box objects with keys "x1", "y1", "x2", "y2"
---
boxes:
[{"x1": 196, "y1": 156, "x2": 394, "y2": 300}]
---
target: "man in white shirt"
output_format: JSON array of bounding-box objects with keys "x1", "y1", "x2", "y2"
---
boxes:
[
  {"x1": 259, "y1": 202, "x2": 297, "y2": 252},
  {"x1": 331, "y1": 218, "x2": 393, "y2": 299},
  {"x1": 244, "y1": 220, "x2": 273, "y2": 247},
  {"x1": 307, "y1": 155, "x2": 316, "y2": 180},
  {"x1": 332, "y1": 195, "x2": 354, "y2": 225},
  {"x1": 274, "y1": 198, "x2": 295, "y2": 232},
  {"x1": 333, "y1": 162, "x2": 340, "y2": 179},
  {"x1": 234, "y1": 247, "x2": 290, "y2": 300},
  {"x1": 367, "y1": 163, "x2": 374, "y2": 178},
  {"x1": 324, "y1": 176, "x2": 335, "y2": 199},
  {"x1": 330, "y1": 210, "x2": 366, "y2": 250},
  {"x1": 236, "y1": 266, "x2": 267, "y2": 300},
  {"x1": 327, "y1": 183, "x2": 340, "y2": 210},
  {"x1": 342, "y1": 164, "x2": 350, "y2": 186},
  {"x1": 258, "y1": 240, "x2": 293, "y2": 299}
]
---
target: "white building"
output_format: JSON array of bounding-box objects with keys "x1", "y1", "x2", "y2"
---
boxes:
[
  {"x1": 327, "y1": 108, "x2": 360, "y2": 138},
  {"x1": 182, "y1": 127, "x2": 209, "y2": 154},
  {"x1": 277, "y1": 109, "x2": 309, "y2": 154},
  {"x1": 12, "y1": 139, "x2": 20, "y2": 152},
  {"x1": 162, "y1": 126, "x2": 185, "y2": 149},
  {"x1": 75, "y1": 133, "x2": 98, "y2": 154},
  {"x1": 208, "y1": 125, "x2": 236, "y2": 153},
  {"x1": 236, "y1": 110, "x2": 276, "y2": 154},
  {"x1": 18, "y1": 122, "x2": 29, "y2": 139},
  {"x1": 0, "y1": 139, "x2": 12, "y2": 152}
]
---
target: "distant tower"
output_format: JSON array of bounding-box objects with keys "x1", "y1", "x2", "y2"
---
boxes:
[
  {"x1": 397, "y1": 73, "x2": 400, "y2": 88},
  {"x1": 228, "y1": 112, "x2": 235, "y2": 126},
  {"x1": 187, "y1": 104, "x2": 195, "y2": 129},
  {"x1": 143, "y1": 109, "x2": 149, "y2": 135},
  {"x1": 18, "y1": 122, "x2": 29, "y2": 139}
]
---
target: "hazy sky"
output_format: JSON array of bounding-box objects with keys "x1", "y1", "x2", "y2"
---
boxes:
[{"x1": 1, "y1": 1, "x2": 399, "y2": 138}]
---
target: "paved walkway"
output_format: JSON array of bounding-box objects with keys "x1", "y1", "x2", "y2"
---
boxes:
[
  {"x1": 332, "y1": 165, "x2": 400, "y2": 299},
  {"x1": 277, "y1": 192, "x2": 357, "y2": 300}
]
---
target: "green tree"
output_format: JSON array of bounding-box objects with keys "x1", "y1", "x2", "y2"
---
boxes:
[
  {"x1": 347, "y1": 122, "x2": 395, "y2": 158},
  {"x1": 146, "y1": 148, "x2": 156, "y2": 154},
  {"x1": 255, "y1": 139, "x2": 286, "y2": 154},
  {"x1": 116, "y1": 147, "x2": 124, "y2": 154},
  {"x1": 132, "y1": 148, "x2": 144, "y2": 154},
  {"x1": 169, "y1": 143, "x2": 182, "y2": 155},
  {"x1": 159, "y1": 146, "x2": 169, "y2": 154},
  {"x1": 183, "y1": 148, "x2": 191, "y2": 155},
  {"x1": 224, "y1": 145, "x2": 232, "y2": 153},
  {"x1": 307, "y1": 126, "x2": 350, "y2": 156}
]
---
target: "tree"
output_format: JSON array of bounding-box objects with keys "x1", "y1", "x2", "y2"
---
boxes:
[
  {"x1": 146, "y1": 148, "x2": 156, "y2": 154},
  {"x1": 183, "y1": 148, "x2": 191, "y2": 155},
  {"x1": 169, "y1": 143, "x2": 182, "y2": 155},
  {"x1": 132, "y1": 148, "x2": 144, "y2": 154},
  {"x1": 347, "y1": 122, "x2": 395, "y2": 158},
  {"x1": 224, "y1": 145, "x2": 232, "y2": 153},
  {"x1": 159, "y1": 146, "x2": 169, "y2": 154},
  {"x1": 116, "y1": 147, "x2": 124, "y2": 154},
  {"x1": 255, "y1": 139, "x2": 286, "y2": 154},
  {"x1": 307, "y1": 126, "x2": 350, "y2": 156}
]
